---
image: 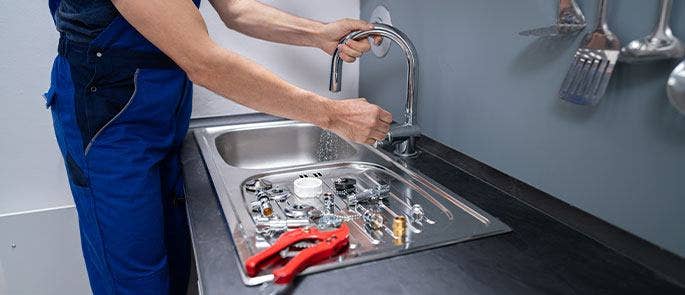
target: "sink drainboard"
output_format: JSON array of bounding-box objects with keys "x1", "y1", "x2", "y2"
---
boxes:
[{"x1": 194, "y1": 121, "x2": 511, "y2": 285}]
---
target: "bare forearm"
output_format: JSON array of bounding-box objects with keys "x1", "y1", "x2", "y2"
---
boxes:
[
  {"x1": 113, "y1": 0, "x2": 331, "y2": 127},
  {"x1": 112, "y1": 0, "x2": 391, "y2": 144},
  {"x1": 211, "y1": 0, "x2": 324, "y2": 48},
  {"x1": 193, "y1": 45, "x2": 332, "y2": 127}
]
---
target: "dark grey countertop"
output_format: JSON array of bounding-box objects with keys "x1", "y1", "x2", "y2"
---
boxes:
[{"x1": 181, "y1": 114, "x2": 685, "y2": 295}]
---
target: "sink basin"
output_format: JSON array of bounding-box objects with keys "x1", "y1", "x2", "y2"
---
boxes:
[
  {"x1": 195, "y1": 120, "x2": 511, "y2": 285},
  {"x1": 215, "y1": 124, "x2": 356, "y2": 169}
]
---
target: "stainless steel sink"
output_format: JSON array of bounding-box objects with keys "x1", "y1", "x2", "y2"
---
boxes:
[
  {"x1": 195, "y1": 120, "x2": 511, "y2": 285},
  {"x1": 215, "y1": 123, "x2": 356, "y2": 170}
]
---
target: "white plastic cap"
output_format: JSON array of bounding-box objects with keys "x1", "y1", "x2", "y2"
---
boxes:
[{"x1": 293, "y1": 178, "x2": 323, "y2": 199}]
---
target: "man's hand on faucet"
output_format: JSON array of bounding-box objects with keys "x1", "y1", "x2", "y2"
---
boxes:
[
  {"x1": 315, "y1": 19, "x2": 383, "y2": 63},
  {"x1": 311, "y1": 19, "x2": 389, "y2": 144},
  {"x1": 322, "y1": 98, "x2": 392, "y2": 145},
  {"x1": 116, "y1": 0, "x2": 390, "y2": 145}
]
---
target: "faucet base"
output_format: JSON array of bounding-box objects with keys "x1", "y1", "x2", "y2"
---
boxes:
[{"x1": 393, "y1": 138, "x2": 418, "y2": 157}]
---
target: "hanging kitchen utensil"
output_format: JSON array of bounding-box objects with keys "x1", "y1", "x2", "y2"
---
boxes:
[
  {"x1": 667, "y1": 60, "x2": 685, "y2": 114},
  {"x1": 519, "y1": 0, "x2": 586, "y2": 37},
  {"x1": 620, "y1": 0, "x2": 684, "y2": 63},
  {"x1": 559, "y1": 0, "x2": 621, "y2": 105}
]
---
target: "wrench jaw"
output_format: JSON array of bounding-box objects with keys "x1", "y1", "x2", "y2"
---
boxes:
[{"x1": 244, "y1": 223, "x2": 350, "y2": 284}]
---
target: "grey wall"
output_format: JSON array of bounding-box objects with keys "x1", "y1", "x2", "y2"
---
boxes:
[{"x1": 360, "y1": 0, "x2": 685, "y2": 257}]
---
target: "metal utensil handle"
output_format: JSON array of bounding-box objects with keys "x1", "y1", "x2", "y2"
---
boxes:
[
  {"x1": 596, "y1": 0, "x2": 609, "y2": 29},
  {"x1": 655, "y1": 0, "x2": 673, "y2": 34}
]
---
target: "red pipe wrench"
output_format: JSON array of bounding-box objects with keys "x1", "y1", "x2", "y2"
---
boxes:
[{"x1": 245, "y1": 223, "x2": 350, "y2": 284}]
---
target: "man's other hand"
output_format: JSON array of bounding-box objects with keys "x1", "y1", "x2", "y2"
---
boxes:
[
  {"x1": 316, "y1": 18, "x2": 382, "y2": 63},
  {"x1": 323, "y1": 98, "x2": 392, "y2": 145}
]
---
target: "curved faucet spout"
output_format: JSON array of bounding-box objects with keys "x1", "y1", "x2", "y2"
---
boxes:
[{"x1": 329, "y1": 23, "x2": 419, "y2": 157}]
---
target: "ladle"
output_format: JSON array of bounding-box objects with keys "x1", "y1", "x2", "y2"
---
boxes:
[
  {"x1": 667, "y1": 60, "x2": 685, "y2": 114},
  {"x1": 620, "y1": 0, "x2": 684, "y2": 63}
]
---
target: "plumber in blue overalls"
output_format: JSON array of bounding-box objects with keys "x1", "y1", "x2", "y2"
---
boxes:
[{"x1": 44, "y1": 0, "x2": 392, "y2": 293}]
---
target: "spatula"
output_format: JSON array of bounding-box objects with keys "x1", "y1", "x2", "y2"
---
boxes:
[{"x1": 559, "y1": 0, "x2": 621, "y2": 105}]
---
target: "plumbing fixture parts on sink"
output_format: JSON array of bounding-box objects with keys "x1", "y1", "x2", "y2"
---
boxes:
[
  {"x1": 244, "y1": 178, "x2": 272, "y2": 192},
  {"x1": 359, "y1": 205, "x2": 384, "y2": 230},
  {"x1": 329, "y1": 23, "x2": 420, "y2": 157},
  {"x1": 255, "y1": 218, "x2": 312, "y2": 234},
  {"x1": 257, "y1": 192, "x2": 273, "y2": 217},
  {"x1": 620, "y1": 0, "x2": 684, "y2": 63},
  {"x1": 334, "y1": 177, "x2": 357, "y2": 197},
  {"x1": 266, "y1": 186, "x2": 291, "y2": 202},
  {"x1": 392, "y1": 216, "x2": 407, "y2": 241},
  {"x1": 195, "y1": 121, "x2": 512, "y2": 285},
  {"x1": 293, "y1": 177, "x2": 323, "y2": 199},
  {"x1": 346, "y1": 183, "x2": 390, "y2": 206},
  {"x1": 283, "y1": 203, "x2": 317, "y2": 219},
  {"x1": 317, "y1": 214, "x2": 345, "y2": 229},
  {"x1": 322, "y1": 192, "x2": 335, "y2": 213},
  {"x1": 411, "y1": 204, "x2": 425, "y2": 221},
  {"x1": 249, "y1": 191, "x2": 274, "y2": 217}
]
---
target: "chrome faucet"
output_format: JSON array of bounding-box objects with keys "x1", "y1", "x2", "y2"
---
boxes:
[{"x1": 329, "y1": 23, "x2": 420, "y2": 157}]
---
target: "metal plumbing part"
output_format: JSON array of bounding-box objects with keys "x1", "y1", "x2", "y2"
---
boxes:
[
  {"x1": 254, "y1": 218, "x2": 311, "y2": 234},
  {"x1": 322, "y1": 192, "x2": 335, "y2": 214},
  {"x1": 360, "y1": 207, "x2": 384, "y2": 230},
  {"x1": 257, "y1": 191, "x2": 273, "y2": 217},
  {"x1": 347, "y1": 183, "x2": 390, "y2": 206},
  {"x1": 392, "y1": 216, "x2": 407, "y2": 245},
  {"x1": 244, "y1": 178, "x2": 273, "y2": 192},
  {"x1": 330, "y1": 23, "x2": 420, "y2": 157},
  {"x1": 411, "y1": 204, "x2": 424, "y2": 221},
  {"x1": 267, "y1": 186, "x2": 291, "y2": 202},
  {"x1": 250, "y1": 191, "x2": 274, "y2": 218}
]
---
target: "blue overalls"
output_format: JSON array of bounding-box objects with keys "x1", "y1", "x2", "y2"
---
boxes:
[{"x1": 45, "y1": 1, "x2": 201, "y2": 293}]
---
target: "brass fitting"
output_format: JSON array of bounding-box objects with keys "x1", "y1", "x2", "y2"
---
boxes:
[{"x1": 392, "y1": 216, "x2": 406, "y2": 245}]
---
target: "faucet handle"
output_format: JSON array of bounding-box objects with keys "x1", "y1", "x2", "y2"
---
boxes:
[{"x1": 374, "y1": 123, "x2": 421, "y2": 148}]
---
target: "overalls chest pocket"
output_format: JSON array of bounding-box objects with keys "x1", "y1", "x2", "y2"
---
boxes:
[
  {"x1": 83, "y1": 67, "x2": 191, "y2": 157},
  {"x1": 77, "y1": 65, "x2": 139, "y2": 153}
]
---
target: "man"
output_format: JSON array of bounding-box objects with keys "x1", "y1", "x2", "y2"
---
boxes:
[{"x1": 44, "y1": 0, "x2": 391, "y2": 294}]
